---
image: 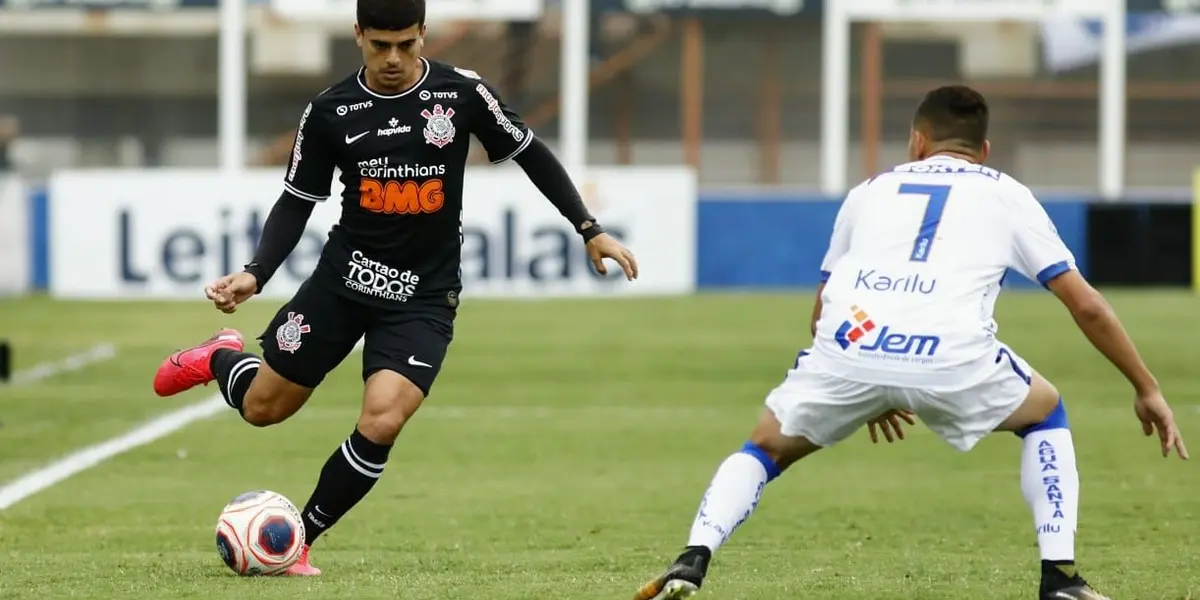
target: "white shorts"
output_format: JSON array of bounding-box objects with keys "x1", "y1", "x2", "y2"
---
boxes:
[{"x1": 764, "y1": 344, "x2": 1034, "y2": 452}]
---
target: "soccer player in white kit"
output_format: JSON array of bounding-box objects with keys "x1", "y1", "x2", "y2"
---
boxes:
[{"x1": 632, "y1": 85, "x2": 1188, "y2": 600}]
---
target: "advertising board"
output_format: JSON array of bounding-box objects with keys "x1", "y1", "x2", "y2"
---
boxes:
[{"x1": 48, "y1": 167, "x2": 696, "y2": 300}]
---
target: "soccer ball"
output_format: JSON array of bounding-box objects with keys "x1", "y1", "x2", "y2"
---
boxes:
[{"x1": 214, "y1": 490, "x2": 306, "y2": 576}]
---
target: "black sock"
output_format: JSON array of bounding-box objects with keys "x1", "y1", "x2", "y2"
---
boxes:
[
  {"x1": 1041, "y1": 559, "x2": 1080, "y2": 591},
  {"x1": 301, "y1": 428, "x2": 392, "y2": 546},
  {"x1": 210, "y1": 348, "x2": 261, "y2": 413}
]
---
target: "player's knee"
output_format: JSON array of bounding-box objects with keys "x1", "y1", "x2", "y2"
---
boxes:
[
  {"x1": 739, "y1": 441, "x2": 785, "y2": 481},
  {"x1": 240, "y1": 387, "x2": 304, "y2": 427},
  {"x1": 1016, "y1": 396, "x2": 1070, "y2": 438},
  {"x1": 1011, "y1": 375, "x2": 1067, "y2": 437},
  {"x1": 357, "y1": 411, "x2": 408, "y2": 443},
  {"x1": 241, "y1": 397, "x2": 288, "y2": 427},
  {"x1": 359, "y1": 371, "x2": 425, "y2": 443},
  {"x1": 747, "y1": 409, "x2": 819, "y2": 473}
]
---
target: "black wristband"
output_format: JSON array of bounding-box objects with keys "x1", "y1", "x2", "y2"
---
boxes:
[
  {"x1": 242, "y1": 263, "x2": 267, "y2": 294},
  {"x1": 579, "y1": 220, "x2": 605, "y2": 242}
]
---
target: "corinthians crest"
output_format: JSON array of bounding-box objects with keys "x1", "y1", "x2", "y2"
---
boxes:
[
  {"x1": 275, "y1": 312, "x2": 311, "y2": 354},
  {"x1": 421, "y1": 104, "x2": 456, "y2": 148}
]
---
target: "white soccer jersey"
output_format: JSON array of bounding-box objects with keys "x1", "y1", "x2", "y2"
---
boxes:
[{"x1": 807, "y1": 155, "x2": 1076, "y2": 388}]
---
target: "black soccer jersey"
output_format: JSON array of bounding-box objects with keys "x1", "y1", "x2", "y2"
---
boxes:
[{"x1": 281, "y1": 58, "x2": 534, "y2": 310}]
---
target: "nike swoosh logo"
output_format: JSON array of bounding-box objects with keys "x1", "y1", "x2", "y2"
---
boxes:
[
  {"x1": 345, "y1": 131, "x2": 369, "y2": 144},
  {"x1": 408, "y1": 355, "x2": 432, "y2": 368}
]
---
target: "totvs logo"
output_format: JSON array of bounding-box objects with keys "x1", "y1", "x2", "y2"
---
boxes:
[{"x1": 359, "y1": 178, "x2": 445, "y2": 215}]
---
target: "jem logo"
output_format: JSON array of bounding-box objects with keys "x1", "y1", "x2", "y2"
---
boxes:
[
  {"x1": 834, "y1": 305, "x2": 940, "y2": 358},
  {"x1": 834, "y1": 305, "x2": 877, "y2": 350}
]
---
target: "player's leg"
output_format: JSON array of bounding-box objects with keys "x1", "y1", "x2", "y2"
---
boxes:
[
  {"x1": 287, "y1": 310, "x2": 454, "y2": 575},
  {"x1": 632, "y1": 409, "x2": 820, "y2": 600},
  {"x1": 996, "y1": 373, "x2": 1106, "y2": 599},
  {"x1": 634, "y1": 354, "x2": 885, "y2": 600},
  {"x1": 221, "y1": 361, "x2": 310, "y2": 426},
  {"x1": 152, "y1": 279, "x2": 365, "y2": 428},
  {"x1": 915, "y1": 344, "x2": 1105, "y2": 600}
]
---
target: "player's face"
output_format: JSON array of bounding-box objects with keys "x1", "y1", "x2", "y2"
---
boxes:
[{"x1": 355, "y1": 24, "x2": 425, "y2": 92}]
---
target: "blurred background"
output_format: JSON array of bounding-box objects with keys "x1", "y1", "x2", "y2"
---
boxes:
[
  {"x1": 2, "y1": 0, "x2": 1199, "y2": 186},
  {"x1": 1, "y1": 5, "x2": 1198, "y2": 596},
  {"x1": 1, "y1": 0, "x2": 1199, "y2": 310}
]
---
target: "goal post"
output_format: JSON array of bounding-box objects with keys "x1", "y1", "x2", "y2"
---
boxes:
[{"x1": 821, "y1": 0, "x2": 1126, "y2": 198}]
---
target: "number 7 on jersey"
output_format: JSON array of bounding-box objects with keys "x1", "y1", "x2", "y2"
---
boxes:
[{"x1": 899, "y1": 183, "x2": 952, "y2": 262}]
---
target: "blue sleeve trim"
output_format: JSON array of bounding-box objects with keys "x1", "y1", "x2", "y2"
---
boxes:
[
  {"x1": 819, "y1": 270, "x2": 831, "y2": 283},
  {"x1": 1035, "y1": 261, "x2": 1072, "y2": 288}
]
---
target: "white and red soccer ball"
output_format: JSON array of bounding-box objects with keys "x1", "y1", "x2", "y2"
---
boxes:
[{"x1": 215, "y1": 490, "x2": 305, "y2": 576}]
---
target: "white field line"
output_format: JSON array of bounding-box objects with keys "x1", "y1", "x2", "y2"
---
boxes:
[
  {"x1": 3, "y1": 343, "x2": 117, "y2": 386},
  {"x1": 0, "y1": 395, "x2": 228, "y2": 511},
  {"x1": 0, "y1": 337, "x2": 364, "y2": 511}
]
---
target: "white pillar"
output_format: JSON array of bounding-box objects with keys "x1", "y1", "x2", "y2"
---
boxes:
[
  {"x1": 219, "y1": 0, "x2": 247, "y2": 174},
  {"x1": 559, "y1": 0, "x2": 590, "y2": 173},
  {"x1": 1098, "y1": 2, "x2": 1126, "y2": 200},
  {"x1": 821, "y1": 3, "x2": 850, "y2": 195}
]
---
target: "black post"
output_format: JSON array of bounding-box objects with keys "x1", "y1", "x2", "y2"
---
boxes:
[{"x1": 0, "y1": 339, "x2": 10, "y2": 382}]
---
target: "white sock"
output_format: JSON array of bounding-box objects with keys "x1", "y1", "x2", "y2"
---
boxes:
[
  {"x1": 1020, "y1": 427, "x2": 1079, "y2": 561},
  {"x1": 687, "y1": 448, "x2": 777, "y2": 552}
]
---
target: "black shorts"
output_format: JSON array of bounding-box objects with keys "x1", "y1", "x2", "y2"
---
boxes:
[{"x1": 258, "y1": 278, "x2": 455, "y2": 396}]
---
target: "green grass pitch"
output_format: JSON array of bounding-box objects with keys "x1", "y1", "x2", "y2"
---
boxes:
[{"x1": 0, "y1": 291, "x2": 1196, "y2": 599}]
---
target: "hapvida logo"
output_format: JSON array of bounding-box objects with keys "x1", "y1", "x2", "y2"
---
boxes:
[{"x1": 834, "y1": 305, "x2": 876, "y2": 350}]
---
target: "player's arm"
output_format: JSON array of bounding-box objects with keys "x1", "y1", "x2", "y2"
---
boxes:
[
  {"x1": 467, "y1": 77, "x2": 594, "y2": 236},
  {"x1": 810, "y1": 283, "x2": 825, "y2": 337},
  {"x1": 1012, "y1": 189, "x2": 1185, "y2": 458},
  {"x1": 811, "y1": 186, "x2": 861, "y2": 336},
  {"x1": 1008, "y1": 188, "x2": 1158, "y2": 394},
  {"x1": 1044, "y1": 271, "x2": 1157, "y2": 394},
  {"x1": 242, "y1": 193, "x2": 317, "y2": 293},
  {"x1": 468, "y1": 76, "x2": 637, "y2": 278},
  {"x1": 243, "y1": 101, "x2": 335, "y2": 294},
  {"x1": 513, "y1": 138, "x2": 601, "y2": 240}
]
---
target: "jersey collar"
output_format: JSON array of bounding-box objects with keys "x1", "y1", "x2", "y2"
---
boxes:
[{"x1": 926, "y1": 154, "x2": 968, "y2": 162}]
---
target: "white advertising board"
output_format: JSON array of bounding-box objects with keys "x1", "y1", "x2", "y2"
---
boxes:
[
  {"x1": 0, "y1": 174, "x2": 29, "y2": 296},
  {"x1": 48, "y1": 167, "x2": 696, "y2": 301},
  {"x1": 839, "y1": 0, "x2": 1118, "y2": 19},
  {"x1": 269, "y1": 0, "x2": 543, "y2": 24}
]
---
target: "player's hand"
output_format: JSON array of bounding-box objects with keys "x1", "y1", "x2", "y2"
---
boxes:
[
  {"x1": 204, "y1": 271, "x2": 258, "y2": 314},
  {"x1": 1134, "y1": 389, "x2": 1188, "y2": 459},
  {"x1": 586, "y1": 233, "x2": 639, "y2": 281},
  {"x1": 867, "y1": 409, "x2": 916, "y2": 444}
]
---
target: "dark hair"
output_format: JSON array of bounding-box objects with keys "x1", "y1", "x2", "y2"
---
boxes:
[
  {"x1": 912, "y1": 85, "x2": 989, "y2": 151},
  {"x1": 357, "y1": 0, "x2": 424, "y2": 31}
]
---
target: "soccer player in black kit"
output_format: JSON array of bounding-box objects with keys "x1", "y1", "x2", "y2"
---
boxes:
[{"x1": 151, "y1": 0, "x2": 638, "y2": 576}]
